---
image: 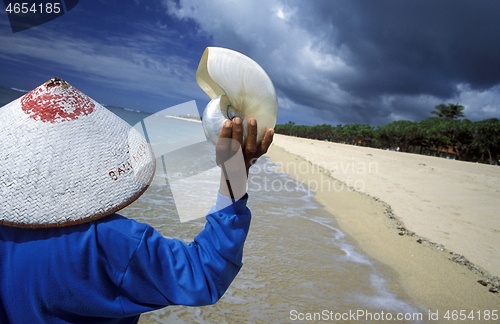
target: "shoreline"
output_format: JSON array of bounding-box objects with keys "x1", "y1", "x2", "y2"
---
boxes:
[
  {"x1": 266, "y1": 134, "x2": 499, "y2": 312},
  {"x1": 165, "y1": 115, "x2": 202, "y2": 123}
]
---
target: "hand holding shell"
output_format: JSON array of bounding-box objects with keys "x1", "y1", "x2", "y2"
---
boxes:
[{"x1": 196, "y1": 47, "x2": 278, "y2": 145}]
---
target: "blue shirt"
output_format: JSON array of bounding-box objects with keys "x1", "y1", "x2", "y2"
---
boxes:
[{"x1": 0, "y1": 194, "x2": 251, "y2": 323}]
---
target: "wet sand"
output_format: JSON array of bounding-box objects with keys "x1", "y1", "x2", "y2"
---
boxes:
[{"x1": 267, "y1": 134, "x2": 499, "y2": 313}]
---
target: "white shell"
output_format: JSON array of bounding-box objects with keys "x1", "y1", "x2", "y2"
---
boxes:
[{"x1": 196, "y1": 47, "x2": 278, "y2": 145}]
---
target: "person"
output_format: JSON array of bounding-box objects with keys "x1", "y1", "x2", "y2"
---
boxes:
[{"x1": 0, "y1": 78, "x2": 274, "y2": 323}]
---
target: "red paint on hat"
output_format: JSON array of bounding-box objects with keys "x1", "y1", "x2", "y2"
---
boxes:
[{"x1": 21, "y1": 78, "x2": 95, "y2": 123}]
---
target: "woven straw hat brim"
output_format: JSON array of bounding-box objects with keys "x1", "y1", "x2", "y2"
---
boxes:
[{"x1": 0, "y1": 79, "x2": 156, "y2": 228}]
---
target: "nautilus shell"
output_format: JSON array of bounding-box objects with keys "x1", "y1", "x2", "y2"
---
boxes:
[{"x1": 196, "y1": 47, "x2": 278, "y2": 145}]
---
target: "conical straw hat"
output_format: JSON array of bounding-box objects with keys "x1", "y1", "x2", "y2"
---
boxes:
[{"x1": 0, "y1": 78, "x2": 155, "y2": 228}]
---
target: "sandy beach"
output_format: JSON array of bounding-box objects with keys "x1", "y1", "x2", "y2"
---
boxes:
[{"x1": 267, "y1": 134, "x2": 499, "y2": 313}]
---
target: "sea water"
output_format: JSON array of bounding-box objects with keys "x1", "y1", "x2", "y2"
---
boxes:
[{"x1": 0, "y1": 88, "x2": 426, "y2": 323}]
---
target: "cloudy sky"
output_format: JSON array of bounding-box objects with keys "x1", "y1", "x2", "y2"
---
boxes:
[{"x1": 1, "y1": 0, "x2": 499, "y2": 126}]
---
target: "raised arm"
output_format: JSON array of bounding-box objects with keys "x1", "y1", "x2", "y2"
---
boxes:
[{"x1": 118, "y1": 118, "x2": 274, "y2": 311}]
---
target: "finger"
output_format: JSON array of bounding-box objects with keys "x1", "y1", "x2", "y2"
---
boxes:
[
  {"x1": 218, "y1": 119, "x2": 232, "y2": 139},
  {"x1": 245, "y1": 128, "x2": 274, "y2": 169},
  {"x1": 216, "y1": 120, "x2": 232, "y2": 165},
  {"x1": 245, "y1": 118, "x2": 257, "y2": 154},
  {"x1": 231, "y1": 117, "x2": 244, "y2": 151},
  {"x1": 259, "y1": 128, "x2": 274, "y2": 155}
]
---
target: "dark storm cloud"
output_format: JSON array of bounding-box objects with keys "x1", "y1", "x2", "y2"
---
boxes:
[
  {"x1": 206, "y1": 0, "x2": 495, "y2": 125},
  {"x1": 305, "y1": 0, "x2": 500, "y2": 99}
]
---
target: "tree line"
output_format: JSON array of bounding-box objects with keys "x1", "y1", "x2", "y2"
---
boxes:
[{"x1": 275, "y1": 104, "x2": 500, "y2": 165}]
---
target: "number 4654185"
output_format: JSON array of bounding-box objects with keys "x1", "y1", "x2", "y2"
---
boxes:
[{"x1": 5, "y1": 2, "x2": 61, "y2": 14}]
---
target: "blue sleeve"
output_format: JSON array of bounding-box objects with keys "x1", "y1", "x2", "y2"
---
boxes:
[{"x1": 118, "y1": 193, "x2": 251, "y2": 312}]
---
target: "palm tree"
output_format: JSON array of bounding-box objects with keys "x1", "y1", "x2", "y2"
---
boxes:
[{"x1": 431, "y1": 103, "x2": 465, "y2": 119}]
